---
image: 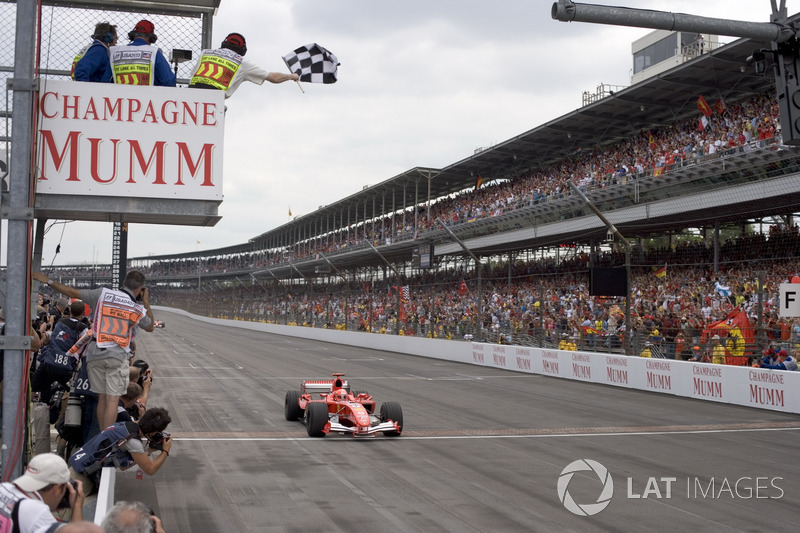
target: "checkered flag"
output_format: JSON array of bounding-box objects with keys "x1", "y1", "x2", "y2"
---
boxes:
[
  {"x1": 401, "y1": 286, "x2": 410, "y2": 302},
  {"x1": 282, "y1": 43, "x2": 339, "y2": 84}
]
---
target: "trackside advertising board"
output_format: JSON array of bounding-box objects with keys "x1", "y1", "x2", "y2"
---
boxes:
[
  {"x1": 474, "y1": 344, "x2": 800, "y2": 413},
  {"x1": 36, "y1": 80, "x2": 224, "y2": 200}
]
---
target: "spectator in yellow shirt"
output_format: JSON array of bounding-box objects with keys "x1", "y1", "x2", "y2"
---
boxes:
[{"x1": 711, "y1": 334, "x2": 726, "y2": 364}]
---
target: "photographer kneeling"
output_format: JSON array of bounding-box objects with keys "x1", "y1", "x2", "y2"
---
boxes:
[{"x1": 68, "y1": 407, "x2": 172, "y2": 496}]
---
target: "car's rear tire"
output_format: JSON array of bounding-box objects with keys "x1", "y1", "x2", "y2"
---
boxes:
[
  {"x1": 306, "y1": 402, "x2": 329, "y2": 437},
  {"x1": 380, "y1": 401, "x2": 403, "y2": 437},
  {"x1": 284, "y1": 390, "x2": 303, "y2": 421}
]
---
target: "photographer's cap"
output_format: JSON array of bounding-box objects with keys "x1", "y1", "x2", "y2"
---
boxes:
[{"x1": 13, "y1": 453, "x2": 70, "y2": 491}]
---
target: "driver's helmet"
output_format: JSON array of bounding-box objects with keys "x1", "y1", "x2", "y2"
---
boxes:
[{"x1": 334, "y1": 389, "x2": 348, "y2": 402}]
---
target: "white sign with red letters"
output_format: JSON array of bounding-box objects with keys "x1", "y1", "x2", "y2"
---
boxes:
[
  {"x1": 36, "y1": 80, "x2": 225, "y2": 201},
  {"x1": 474, "y1": 343, "x2": 800, "y2": 413}
]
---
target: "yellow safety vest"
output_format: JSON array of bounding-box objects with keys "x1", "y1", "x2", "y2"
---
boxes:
[
  {"x1": 70, "y1": 43, "x2": 93, "y2": 80},
  {"x1": 190, "y1": 48, "x2": 243, "y2": 90},
  {"x1": 110, "y1": 44, "x2": 158, "y2": 85}
]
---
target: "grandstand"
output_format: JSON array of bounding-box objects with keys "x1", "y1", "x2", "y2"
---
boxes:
[{"x1": 32, "y1": 21, "x2": 800, "y2": 358}]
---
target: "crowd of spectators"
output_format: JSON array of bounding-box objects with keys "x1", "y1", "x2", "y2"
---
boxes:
[{"x1": 151, "y1": 224, "x2": 800, "y2": 366}]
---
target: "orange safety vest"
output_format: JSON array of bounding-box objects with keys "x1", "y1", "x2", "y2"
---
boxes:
[{"x1": 92, "y1": 288, "x2": 146, "y2": 351}]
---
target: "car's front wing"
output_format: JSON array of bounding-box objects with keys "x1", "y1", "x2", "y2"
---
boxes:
[{"x1": 326, "y1": 420, "x2": 400, "y2": 437}]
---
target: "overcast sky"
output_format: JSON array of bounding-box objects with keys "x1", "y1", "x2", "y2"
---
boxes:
[{"x1": 20, "y1": 0, "x2": 776, "y2": 266}]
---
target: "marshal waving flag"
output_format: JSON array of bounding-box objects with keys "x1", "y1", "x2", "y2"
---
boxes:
[{"x1": 282, "y1": 43, "x2": 339, "y2": 84}]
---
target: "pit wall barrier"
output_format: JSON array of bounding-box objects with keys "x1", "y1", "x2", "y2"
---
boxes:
[{"x1": 155, "y1": 307, "x2": 800, "y2": 414}]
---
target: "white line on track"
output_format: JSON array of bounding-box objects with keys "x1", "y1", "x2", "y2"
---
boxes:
[
  {"x1": 186, "y1": 363, "x2": 243, "y2": 370},
  {"x1": 330, "y1": 357, "x2": 384, "y2": 361},
  {"x1": 172, "y1": 426, "x2": 800, "y2": 442}
]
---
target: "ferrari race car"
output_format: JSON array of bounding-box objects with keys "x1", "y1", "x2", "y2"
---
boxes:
[
  {"x1": 285, "y1": 373, "x2": 403, "y2": 438},
  {"x1": 153, "y1": 320, "x2": 166, "y2": 328}
]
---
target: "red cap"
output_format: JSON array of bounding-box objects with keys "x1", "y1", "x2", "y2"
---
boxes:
[
  {"x1": 133, "y1": 20, "x2": 155, "y2": 34},
  {"x1": 224, "y1": 33, "x2": 246, "y2": 48},
  {"x1": 779, "y1": 349, "x2": 788, "y2": 357}
]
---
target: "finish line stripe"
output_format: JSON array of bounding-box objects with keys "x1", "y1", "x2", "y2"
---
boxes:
[{"x1": 171, "y1": 425, "x2": 800, "y2": 442}]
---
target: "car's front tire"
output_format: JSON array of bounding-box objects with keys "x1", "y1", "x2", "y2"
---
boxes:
[
  {"x1": 306, "y1": 402, "x2": 329, "y2": 437},
  {"x1": 380, "y1": 401, "x2": 403, "y2": 437}
]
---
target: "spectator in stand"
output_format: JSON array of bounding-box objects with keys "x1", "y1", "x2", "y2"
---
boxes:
[
  {"x1": 101, "y1": 500, "x2": 167, "y2": 533},
  {"x1": 640, "y1": 341, "x2": 653, "y2": 358},
  {"x1": 757, "y1": 349, "x2": 797, "y2": 370},
  {"x1": 558, "y1": 333, "x2": 569, "y2": 350},
  {"x1": 710, "y1": 334, "x2": 726, "y2": 365}
]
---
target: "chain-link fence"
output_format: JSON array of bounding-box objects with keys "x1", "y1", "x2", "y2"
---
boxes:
[{"x1": 1, "y1": 1, "x2": 210, "y2": 177}]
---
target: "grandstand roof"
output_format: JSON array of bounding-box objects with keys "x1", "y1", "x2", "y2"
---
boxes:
[{"x1": 246, "y1": 32, "x2": 776, "y2": 251}]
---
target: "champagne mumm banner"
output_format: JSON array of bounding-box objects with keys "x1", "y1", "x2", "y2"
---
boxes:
[{"x1": 36, "y1": 80, "x2": 225, "y2": 201}]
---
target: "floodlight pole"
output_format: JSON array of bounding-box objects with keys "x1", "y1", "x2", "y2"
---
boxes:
[
  {"x1": 551, "y1": 1, "x2": 792, "y2": 42},
  {"x1": 436, "y1": 218, "x2": 482, "y2": 339},
  {"x1": 367, "y1": 242, "x2": 402, "y2": 335},
  {"x1": 551, "y1": 1, "x2": 800, "y2": 146},
  {"x1": 567, "y1": 182, "x2": 633, "y2": 355}
]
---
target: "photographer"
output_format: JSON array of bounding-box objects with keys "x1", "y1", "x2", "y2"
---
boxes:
[
  {"x1": 0, "y1": 453, "x2": 85, "y2": 531},
  {"x1": 32, "y1": 300, "x2": 88, "y2": 406},
  {"x1": 68, "y1": 407, "x2": 172, "y2": 496},
  {"x1": 131, "y1": 359, "x2": 153, "y2": 409},
  {"x1": 101, "y1": 501, "x2": 167, "y2": 533},
  {"x1": 32, "y1": 270, "x2": 155, "y2": 431}
]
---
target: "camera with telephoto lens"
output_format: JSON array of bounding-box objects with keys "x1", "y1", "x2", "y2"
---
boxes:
[
  {"x1": 148, "y1": 431, "x2": 170, "y2": 450},
  {"x1": 57, "y1": 480, "x2": 78, "y2": 509},
  {"x1": 132, "y1": 359, "x2": 150, "y2": 387}
]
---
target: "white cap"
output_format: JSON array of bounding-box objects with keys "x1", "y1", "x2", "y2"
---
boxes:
[{"x1": 13, "y1": 453, "x2": 70, "y2": 492}]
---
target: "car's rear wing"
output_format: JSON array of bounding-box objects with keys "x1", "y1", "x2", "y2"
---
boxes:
[{"x1": 302, "y1": 379, "x2": 349, "y2": 396}]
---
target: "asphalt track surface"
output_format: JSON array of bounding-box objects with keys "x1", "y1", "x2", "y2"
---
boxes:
[{"x1": 118, "y1": 310, "x2": 800, "y2": 532}]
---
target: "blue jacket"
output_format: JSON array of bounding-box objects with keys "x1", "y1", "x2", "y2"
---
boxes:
[
  {"x1": 74, "y1": 41, "x2": 113, "y2": 83},
  {"x1": 69, "y1": 421, "x2": 139, "y2": 473},
  {"x1": 38, "y1": 317, "x2": 86, "y2": 371}
]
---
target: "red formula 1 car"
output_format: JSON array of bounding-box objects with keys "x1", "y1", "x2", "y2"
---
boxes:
[{"x1": 284, "y1": 373, "x2": 403, "y2": 438}]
